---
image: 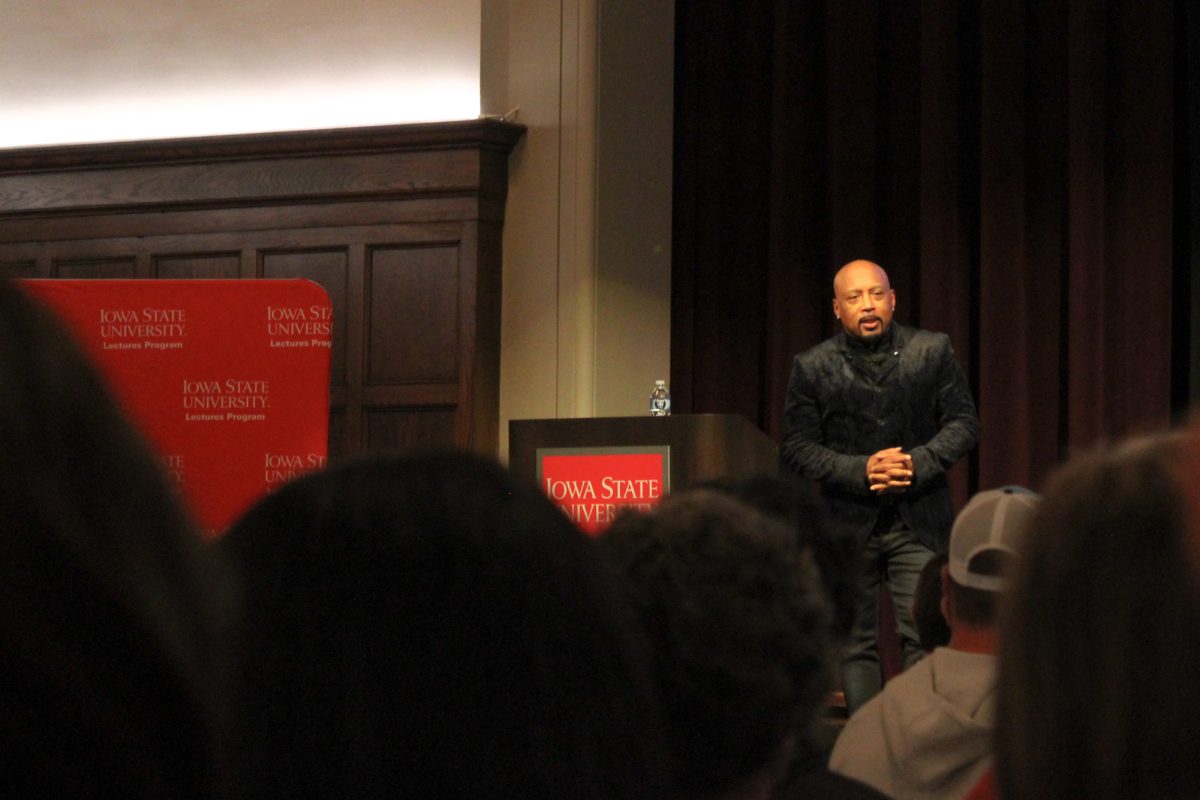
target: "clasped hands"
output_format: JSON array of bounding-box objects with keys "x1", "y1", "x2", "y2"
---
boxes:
[{"x1": 867, "y1": 446, "x2": 912, "y2": 494}]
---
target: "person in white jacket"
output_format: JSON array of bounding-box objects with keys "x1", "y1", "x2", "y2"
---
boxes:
[{"x1": 828, "y1": 486, "x2": 1039, "y2": 800}]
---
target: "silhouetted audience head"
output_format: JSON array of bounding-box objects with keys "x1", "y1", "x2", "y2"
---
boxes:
[
  {"x1": 996, "y1": 432, "x2": 1200, "y2": 799},
  {"x1": 601, "y1": 489, "x2": 833, "y2": 800},
  {"x1": 0, "y1": 281, "x2": 233, "y2": 797},
  {"x1": 913, "y1": 553, "x2": 951, "y2": 652},
  {"x1": 221, "y1": 449, "x2": 671, "y2": 798},
  {"x1": 694, "y1": 473, "x2": 860, "y2": 641}
]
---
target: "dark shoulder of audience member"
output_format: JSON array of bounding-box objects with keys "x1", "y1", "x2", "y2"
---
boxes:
[
  {"x1": 694, "y1": 474, "x2": 860, "y2": 641},
  {"x1": 997, "y1": 432, "x2": 1200, "y2": 800},
  {"x1": 914, "y1": 552, "x2": 951, "y2": 651},
  {"x1": 0, "y1": 281, "x2": 234, "y2": 798},
  {"x1": 221, "y1": 449, "x2": 671, "y2": 799},
  {"x1": 600, "y1": 489, "x2": 833, "y2": 800}
]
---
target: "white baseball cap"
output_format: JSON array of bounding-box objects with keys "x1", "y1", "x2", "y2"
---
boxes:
[{"x1": 948, "y1": 486, "x2": 1040, "y2": 592}]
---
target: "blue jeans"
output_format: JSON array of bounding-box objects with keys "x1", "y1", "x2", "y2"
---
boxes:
[{"x1": 840, "y1": 515, "x2": 936, "y2": 715}]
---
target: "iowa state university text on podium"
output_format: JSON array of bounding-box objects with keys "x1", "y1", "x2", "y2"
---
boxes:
[
  {"x1": 509, "y1": 415, "x2": 779, "y2": 534},
  {"x1": 22, "y1": 279, "x2": 332, "y2": 536},
  {"x1": 537, "y1": 446, "x2": 670, "y2": 533}
]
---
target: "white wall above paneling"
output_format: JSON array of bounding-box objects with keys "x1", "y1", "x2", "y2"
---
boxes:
[{"x1": 0, "y1": 0, "x2": 481, "y2": 147}]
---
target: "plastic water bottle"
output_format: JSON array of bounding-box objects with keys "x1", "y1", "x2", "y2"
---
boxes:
[{"x1": 649, "y1": 379, "x2": 671, "y2": 416}]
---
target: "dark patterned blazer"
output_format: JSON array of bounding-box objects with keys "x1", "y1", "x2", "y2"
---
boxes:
[{"x1": 779, "y1": 323, "x2": 980, "y2": 552}]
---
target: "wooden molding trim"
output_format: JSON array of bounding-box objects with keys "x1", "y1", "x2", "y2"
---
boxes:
[{"x1": 0, "y1": 119, "x2": 526, "y2": 215}]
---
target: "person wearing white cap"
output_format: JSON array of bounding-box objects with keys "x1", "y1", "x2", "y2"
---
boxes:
[{"x1": 827, "y1": 486, "x2": 1039, "y2": 800}]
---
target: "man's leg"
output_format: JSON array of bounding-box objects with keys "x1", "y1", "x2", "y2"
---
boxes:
[
  {"x1": 840, "y1": 531, "x2": 882, "y2": 714},
  {"x1": 881, "y1": 527, "x2": 937, "y2": 668}
]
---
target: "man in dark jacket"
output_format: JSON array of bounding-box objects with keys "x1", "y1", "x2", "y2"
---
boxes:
[{"x1": 780, "y1": 260, "x2": 979, "y2": 713}]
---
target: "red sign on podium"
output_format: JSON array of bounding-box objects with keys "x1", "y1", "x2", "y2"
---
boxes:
[
  {"x1": 537, "y1": 446, "x2": 670, "y2": 534},
  {"x1": 22, "y1": 279, "x2": 332, "y2": 537}
]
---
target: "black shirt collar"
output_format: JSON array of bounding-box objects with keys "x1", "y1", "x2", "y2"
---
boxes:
[{"x1": 843, "y1": 324, "x2": 895, "y2": 355}]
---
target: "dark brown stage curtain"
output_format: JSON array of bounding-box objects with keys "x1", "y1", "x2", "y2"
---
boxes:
[{"x1": 673, "y1": 0, "x2": 1189, "y2": 496}]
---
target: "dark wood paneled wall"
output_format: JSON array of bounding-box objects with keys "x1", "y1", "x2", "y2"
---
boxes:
[{"x1": 0, "y1": 120, "x2": 524, "y2": 460}]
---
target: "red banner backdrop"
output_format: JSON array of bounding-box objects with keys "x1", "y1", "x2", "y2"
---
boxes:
[
  {"x1": 537, "y1": 446, "x2": 669, "y2": 534},
  {"x1": 22, "y1": 279, "x2": 332, "y2": 537}
]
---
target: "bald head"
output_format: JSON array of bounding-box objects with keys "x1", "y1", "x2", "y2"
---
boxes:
[
  {"x1": 832, "y1": 260, "x2": 895, "y2": 340},
  {"x1": 833, "y1": 260, "x2": 890, "y2": 295}
]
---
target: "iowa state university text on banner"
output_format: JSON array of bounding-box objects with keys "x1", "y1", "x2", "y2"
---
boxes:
[
  {"x1": 537, "y1": 446, "x2": 670, "y2": 534},
  {"x1": 21, "y1": 279, "x2": 332, "y2": 537}
]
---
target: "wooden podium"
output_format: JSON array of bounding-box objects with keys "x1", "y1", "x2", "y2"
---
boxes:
[{"x1": 508, "y1": 414, "x2": 779, "y2": 495}]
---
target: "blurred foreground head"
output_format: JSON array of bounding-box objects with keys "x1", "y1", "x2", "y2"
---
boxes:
[
  {"x1": 698, "y1": 474, "x2": 860, "y2": 642},
  {"x1": 601, "y1": 489, "x2": 833, "y2": 800},
  {"x1": 222, "y1": 450, "x2": 670, "y2": 798},
  {"x1": 0, "y1": 281, "x2": 232, "y2": 797},
  {"x1": 997, "y1": 431, "x2": 1200, "y2": 799}
]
